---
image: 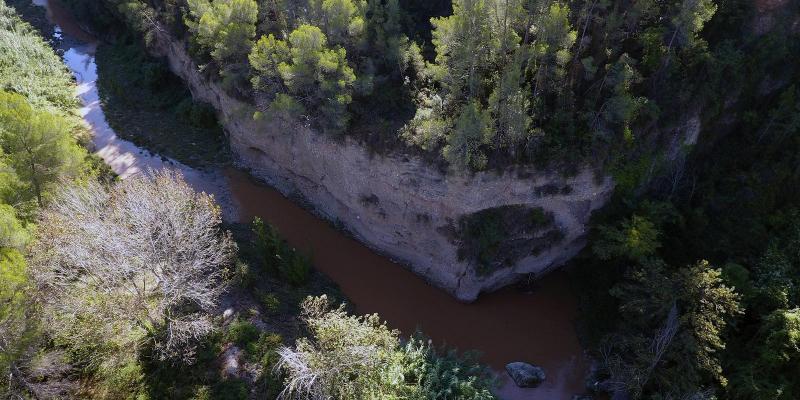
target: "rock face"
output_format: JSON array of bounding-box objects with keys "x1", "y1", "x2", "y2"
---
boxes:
[
  {"x1": 150, "y1": 32, "x2": 616, "y2": 302},
  {"x1": 506, "y1": 362, "x2": 546, "y2": 388}
]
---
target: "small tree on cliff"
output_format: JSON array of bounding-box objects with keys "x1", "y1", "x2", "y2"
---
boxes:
[{"x1": 30, "y1": 170, "x2": 235, "y2": 363}]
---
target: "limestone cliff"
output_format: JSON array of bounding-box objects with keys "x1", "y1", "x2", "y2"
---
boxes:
[{"x1": 151, "y1": 32, "x2": 615, "y2": 302}]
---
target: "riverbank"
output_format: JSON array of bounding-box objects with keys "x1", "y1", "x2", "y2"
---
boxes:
[
  {"x1": 26, "y1": 1, "x2": 597, "y2": 398},
  {"x1": 94, "y1": 38, "x2": 230, "y2": 169}
]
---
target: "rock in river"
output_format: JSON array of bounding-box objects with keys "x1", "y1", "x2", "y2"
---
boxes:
[{"x1": 506, "y1": 362, "x2": 546, "y2": 388}]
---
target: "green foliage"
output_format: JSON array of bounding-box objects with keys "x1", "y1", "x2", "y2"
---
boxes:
[
  {"x1": 0, "y1": 92, "x2": 85, "y2": 206},
  {"x1": 0, "y1": 4, "x2": 90, "y2": 209},
  {"x1": 429, "y1": 0, "x2": 498, "y2": 101},
  {"x1": 729, "y1": 308, "x2": 800, "y2": 400},
  {"x1": 250, "y1": 24, "x2": 357, "y2": 133},
  {"x1": 250, "y1": 217, "x2": 312, "y2": 286},
  {"x1": 605, "y1": 259, "x2": 742, "y2": 396},
  {"x1": 278, "y1": 295, "x2": 497, "y2": 399},
  {"x1": 94, "y1": 358, "x2": 148, "y2": 400},
  {"x1": 307, "y1": 0, "x2": 367, "y2": 51},
  {"x1": 248, "y1": 33, "x2": 289, "y2": 94},
  {"x1": 283, "y1": 250, "x2": 312, "y2": 286},
  {"x1": 225, "y1": 319, "x2": 260, "y2": 347},
  {"x1": 461, "y1": 208, "x2": 502, "y2": 272},
  {"x1": 246, "y1": 331, "x2": 282, "y2": 365},
  {"x1": 0, "y1": 7, "x2": 96, "y2": 395},
  {"x1": 594, "y1": 215, "x2": 661, "y2": 262},
  {"x1": 527, "y1": 1, "x2": 576, "y2": 98},
  {"x1": 251, "y1": 216, "x2": 283, "y2": 273},
  {"x1": 0, "y1": 3, "x2": 79, "y2": 115},
  {"x1": 443, "y1": 101, "x2": 491, "y2": 170},
  {"x1": 233, "y1": 260, "x2": 255, "y2": 289},
  {"x1": 0, "y1": 233, "x2": 32, "y2": 383},
  {"x1": 211, "y1": 379, "x2": 248, "y2": 400},
  {"x1": 186, "y1": 0, "x2": 258, "y2": 62},
  {"x1": 185, "y1": 0, "x2": 258, "y2": 83},
  {"x1": 488, "y1": 53, "x2": 532, "y2": 149},
  {"x1": 403, "y1": 337, "x2": 496, "y2": 400},
  {"x1": 257, "y1": 290, "x2": 280, "y2": 314},
  {"x1": 457, "y1": 205, "x2": 558, "y2": 275}
]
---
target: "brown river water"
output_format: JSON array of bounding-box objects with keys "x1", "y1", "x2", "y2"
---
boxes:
[{"x1": 33, "y1": 1, "x2": 592, "y2": 398}]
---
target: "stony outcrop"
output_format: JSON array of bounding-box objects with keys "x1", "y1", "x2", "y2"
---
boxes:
[
  {"x1": 149, "y1": 32, "x2": 615, "y2": 302},
  {"x1": 506, "y1": 362, "x2": 547, "y2": 388}
]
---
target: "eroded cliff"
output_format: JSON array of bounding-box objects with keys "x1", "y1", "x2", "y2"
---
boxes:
[{"x1": 151, "y1": 32, "x2": 616, "y2": 301}]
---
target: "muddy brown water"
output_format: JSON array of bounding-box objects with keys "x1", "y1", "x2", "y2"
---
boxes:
[
  {"x1": 226, "y1": 170, "x2": 591, "y2": 399},
  {"x1": 35, "y1": 0, "x2": 593, "y2": 398}
]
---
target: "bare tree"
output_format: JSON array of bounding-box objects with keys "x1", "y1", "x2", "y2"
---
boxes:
[{"x1": 29, "y1": 170, "x2": 235, "y2": 363}]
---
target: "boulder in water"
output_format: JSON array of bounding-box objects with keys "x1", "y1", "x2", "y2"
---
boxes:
[{"x1": 506, "y1": 362, "x2": 546, "y2": 388}]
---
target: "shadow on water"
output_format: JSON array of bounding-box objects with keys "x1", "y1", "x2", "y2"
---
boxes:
[{"x1": 35, "y1": 1, "x2": 593, "y2": 398}]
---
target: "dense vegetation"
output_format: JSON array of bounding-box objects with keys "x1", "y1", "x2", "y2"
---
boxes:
[
  {"x1": 61, "y1": 0, "x2": 747, "y2": 175},
  {"x1": 573, "y1": 2, "x2": 800, "y2": 398},
  {"x1": 94, "y1": 38, "x2": 230, "y2": 167},
  {"x1": 0, "y1": 1, "x2": 98, "y2": 395},
  {"x1": 3, "y1": 0, "x2": 800, "y2": 399},
  {"x1": 0, "y1": 4, "x2": 498, "y2": 399}
]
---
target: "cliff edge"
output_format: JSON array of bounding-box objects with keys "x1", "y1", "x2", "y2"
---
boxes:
[{"x1": 151, "y1": 31, "x2": 616, "y2": 301}]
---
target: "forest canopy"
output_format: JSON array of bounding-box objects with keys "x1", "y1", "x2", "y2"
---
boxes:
[
  {"x1": 4, "y1": 0, "x2": 800, "y2": 399},
  {"x1": 66, "y1": 0, "x2": 776, "y2": 177}
]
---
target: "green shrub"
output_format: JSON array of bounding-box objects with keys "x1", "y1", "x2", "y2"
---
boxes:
[
  {"x1": 258, "y1": 291, "x2": 280, "y2": 314},
  {"x1": 246, "y1": 332, "x2": 283, "y2": 365},
  {"x1": 251, "y1": 217, "x2": 284, "y2": 274},
  {"x1": 233, "y1": 260, "x2": 255, "y2": 289},
  {"x1": 404, "y1": 337, "x2": 496, "y2": 400},
  {"x1": 190, "y1": 385, "x2": 211, "y2": 400},
  {"x1": 95, "y1": 359, "x2": 147, "y2": 400},
  {"x1": 282, "y1": 250, "x2": 311, "y2": 286},
  {"x1": 212, "y1": 378, "x2": 248, "y2": 400},
  {"x1": 277, "y1": 296, "x2": 496, "y2": 399},
  {"x1": 251, "y1": 217, "x2": 312, "y2": 285},
  {"x1": 225, "y1": 320, "x2": 260, "y2": 347}
]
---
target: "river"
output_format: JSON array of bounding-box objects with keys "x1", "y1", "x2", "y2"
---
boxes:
[{"x1": 31, "y1": 1, "x2": 592, "y2": 398}]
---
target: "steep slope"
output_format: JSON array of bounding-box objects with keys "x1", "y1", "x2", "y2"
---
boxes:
[{"x1": 150, "y1": 31, "x2": 618, "y2": 301}]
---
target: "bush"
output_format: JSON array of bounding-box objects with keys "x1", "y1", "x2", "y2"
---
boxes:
[
  {"x1": 95, "y1": 359, "x2": 147, "y2": 400},
  {"x1": 211, "y1": 378, "x2": 248, "y2": 400},
  {"x1": 31, "y1": 172, "x2": 235, "y2": 363},
  {"x1": 233, "y1": 260, "x2": 255, "y2": 289},
  {"x1": 251, "y1": 217, "x2": 312, "y2": 285},
  {"x1": 251, "y1": 217, "x2": 283, "y2": 274},
  {"x1": 225, "y1": 320, "x2": 260, "y2": 347},
  {"x1": 246, "y1": 332, "x2": 283, "y2": 365},
  {"x1": 277, "y1": 295, "x2": 496, "y2": 399},
  {"x1": 190, "y1": 385, "x2": 211, "y2": 400},
  {"x1": 282, "y1": 250, "x2": 311, "y2": 286},
  {"x1": 258, "y1": 291, "x2": 280, "y2": 314}
]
